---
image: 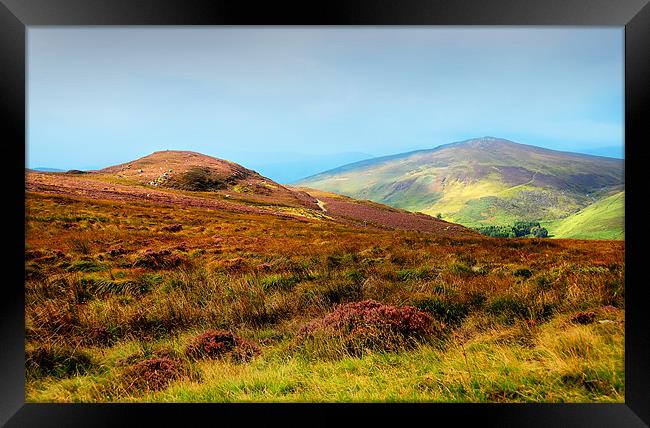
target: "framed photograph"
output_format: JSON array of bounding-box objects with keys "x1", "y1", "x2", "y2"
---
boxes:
[{"x1": 2, "y1": 0, "x2": 648, "y2": 426}]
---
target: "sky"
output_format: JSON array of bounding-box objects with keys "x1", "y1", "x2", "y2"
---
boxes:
[{"x1": 27, "y1": 27, "x2": 624, "y2": 183}]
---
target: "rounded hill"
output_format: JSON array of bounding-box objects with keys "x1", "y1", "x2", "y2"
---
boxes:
[{"x1": 297, "y1": 137, "x2": 624, "y2": 236}]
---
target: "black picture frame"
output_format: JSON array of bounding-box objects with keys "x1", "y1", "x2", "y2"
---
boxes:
[{"x1": 2, "y1": 1, "x2": 648, "y2": 426}]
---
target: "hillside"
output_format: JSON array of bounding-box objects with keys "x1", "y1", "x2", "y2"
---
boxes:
[
  {"x1": 25, "y1": 158, "x2": 625, "y2": 404},
  {"x1": 25, "y1": 151, "x2": 477, "y2": 239},
  {"x1": 97, "y1": 150, "x2": 318, "y2": 210},
  {"x1": 297, "y1": 137, "x2": 624, "y2": 235},
  {"x1": 545, "y1": 191, "x2": 625, "y2": 240}
]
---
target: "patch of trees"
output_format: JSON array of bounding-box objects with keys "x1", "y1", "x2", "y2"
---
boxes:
[{"x1": 475, "y1": 221, "x2": 548, "y2": 238}]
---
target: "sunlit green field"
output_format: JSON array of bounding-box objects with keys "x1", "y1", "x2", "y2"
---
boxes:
[{"x1": 545, "y1": 192, "x2": 624, "y2": 240}]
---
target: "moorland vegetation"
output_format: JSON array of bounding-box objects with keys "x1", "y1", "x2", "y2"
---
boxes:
[{"x1": 25, "y1": 186, "x2": 624, "y2": 402}]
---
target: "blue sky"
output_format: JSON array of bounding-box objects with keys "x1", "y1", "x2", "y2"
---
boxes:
[{"x1": 27, "y1": 27, "x2": 624, "y2": 183}]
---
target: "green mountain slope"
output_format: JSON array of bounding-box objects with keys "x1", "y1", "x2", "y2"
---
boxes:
[
  {"x1": 297, "y1": 137, "x2": 624, "y2": 236},
  {"x1": 545, "y1": 191, "x2": 624, "y2": 240}
]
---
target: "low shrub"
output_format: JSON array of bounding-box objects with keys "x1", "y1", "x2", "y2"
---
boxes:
[
  {"x1": 298, "y1": 299, "x2": 445, "y2": 357},
  {"x1": 120, "y1": 357, "x2": 186, "y2": 392},
  {"x1": 162, "y1": 224, "x2": 183, "y2": 232},
  {"x1": 571, "y1": 311, "x2": 597, "y2": 325},
  {"x1": 133, "y1": 249, "x2": 182, "y2": 269},
  {"x1": 108, "y1": 247, "x2": 128, "y2": 257},
  {"x1": 185, "y1": 330, "x2": 261, "y2": 363}
]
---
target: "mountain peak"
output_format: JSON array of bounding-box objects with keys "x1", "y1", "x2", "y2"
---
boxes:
[
  {"x1": 298, "y1": 137, "x2": 624, "y2": 232},
  {"x1": 454, "y1": 136, "x2": 516, "y2": 148}
]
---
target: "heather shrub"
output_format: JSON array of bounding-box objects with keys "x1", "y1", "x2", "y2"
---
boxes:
[
  {"x1": 120, "y1": 357, "x2": 186, "y2": 392},
  {"x1": 162, "y1": 224, "x2": 183, "y2": 232},
  {"x1": 108, "y1": 247, "x2": 128, "y2": 257},
  {"x1": 185, "y1": 330, "x2": 261, "y2": 363},
  {"x1": 297, "y1": 299, "x2": 445, "y2": 358},
  {"x1": 571, "y1": 311, "x2": 597, "y2": 325},
  {"x1": 221, "y1": 257, "x2": 248, "y2": 272},
  {"x1": 133, "y1": 249, "x2": 182, "y2": 269}
]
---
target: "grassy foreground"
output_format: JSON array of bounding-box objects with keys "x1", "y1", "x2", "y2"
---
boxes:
[
  {"x1": 25, "y1": 192, "x2": 624, "y2": 402},
  {"x1": 28, "y1": 315, "x2": 623, "y2": 403}
]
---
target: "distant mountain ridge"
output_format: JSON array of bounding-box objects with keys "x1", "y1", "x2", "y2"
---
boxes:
[
  {"x1": 297, "y1": 137, "x2": 624, "y2": 239},
  {"x1": 25, "y1": 150, "x2": 477, "y2": 239},
  {"x1": 300, "y1": 137, "x2": 621, "y2": 180},
  {"x1": 32, "y1": 167, "x2": 65, "y2": 172}
]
